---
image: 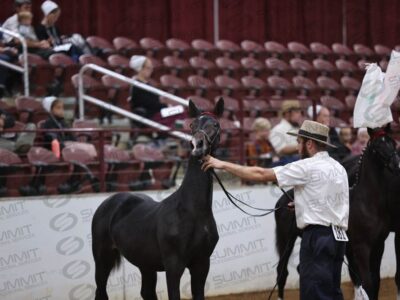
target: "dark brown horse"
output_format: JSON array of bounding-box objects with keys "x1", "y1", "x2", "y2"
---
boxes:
[
  {"x1": 274, "y1": 126, "x2": 400, "y2": 300},
  {"x1": 91, "y1": 99, "x2": 224, "y2": 300}
]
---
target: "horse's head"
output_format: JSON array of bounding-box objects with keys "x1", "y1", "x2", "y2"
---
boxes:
[
  {"x1": 188, "y1": 97, "x2": 224, "y2": 158},
  {"x1": 367, "y1": 125, "x2": 400, "y2": 175}
]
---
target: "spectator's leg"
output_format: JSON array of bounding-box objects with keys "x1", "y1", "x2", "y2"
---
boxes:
[{"x1": 15, "y1": 123, "x2": 36, "y2": 153}]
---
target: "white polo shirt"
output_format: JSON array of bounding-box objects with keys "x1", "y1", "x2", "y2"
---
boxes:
[
  {"x1": 273, "y1": 151, "x2": 349, "y2": 230},
  {"x1": 269, "y1": 119, "x2": 298, "y2": 153}
]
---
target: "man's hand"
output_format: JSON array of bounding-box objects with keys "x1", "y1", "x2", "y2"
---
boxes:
[
  {"x1": 39, "y1": 40, "x2": 51, "y2": 49},
  {"x1": 201, "y1": 155, "x2": 225, "y2": 172}
]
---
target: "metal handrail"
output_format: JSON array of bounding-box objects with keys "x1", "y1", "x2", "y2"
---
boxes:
[
  {"x1": 0, "y1": 27, "x2": 29, "y2": 96},
  {"x1": 78, "y1": 63, "x2": 191, "y2": 141}
]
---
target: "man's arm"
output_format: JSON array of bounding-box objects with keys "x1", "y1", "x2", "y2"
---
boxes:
[
  {"x1": 277, "y1": 144, "x2": 298, "y2": 155},
  {"x1": 202, "y1": 155, "x2": 277, "y2": 182}
]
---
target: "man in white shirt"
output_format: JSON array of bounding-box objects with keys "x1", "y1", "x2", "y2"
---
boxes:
[
  {"x1": 269, "y1": 100, "x2": 302, "y2": 164},
  {"x1": 202, "y1": 120, "x2": 349, "y2": 300}
]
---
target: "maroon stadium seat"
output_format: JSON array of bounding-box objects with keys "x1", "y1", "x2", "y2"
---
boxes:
[
  {"x1": 187, "y1": 75, "x2": 219, "y2": 98},
  {"x1": 241, "y1": 57, "x2": 268, "y2": 77},
  {"x1": 292, "y1": 75, "x2": 317, "y2": 97},
  {"x1": 374, "y1": 44, "x2": 391, "y2": 58},
  {"x1": 353, "y1": 44, "x2": 374, "y2": 59},
  {"x1": 241, "y1": 75, "x2": 267, "y2": 96},
  {"x1": 101, "y1": 75, "x2": 131, "y2": 111},
  {"x1": 215, "y1": 56, "x2": 244, "y2": 79},
  {"x1": 160, "y1": 74, "x2": 193, "y2": 97},
  {"x1": 265, "y1": 57, "x2": 290, "y2": 77},
  {"x1": 191, "y1": 39, "x2": 221, "y2": 59},
  {"x1": 216, "y1": 39, "x2": 244, "y2": 59},
  {"x1": 113, "y1": 36, "x2": 142, "y2": 57},
  {"x1": 290, "y1": 58, "x2": 314, "y2": 77},
  {"x1": 189, "y1": 56, "x2": 221, "y2": 78},
  {"x1": 310, "y1": 42, "x2": 333, "y2": 59},
  {"x1": 214, "y1": 75, "x2": 245, "y2": 98},
  {"x1": 186, "y1": 95, "x2": 213, "y2": 111},
  {"x1": 332, "y1": 43, "x2": 354, "y2": 59},
  {"x1": 140, "y1": 37, "x2": 171, "y2": 58},
  {"x1": 317, "y1": 76, "x2": 343, "y2": 98},
  {"x1": 345, "y1": 95, "x2": 357, "y2": 110},
  {"x1": 267, "y1": 75, "x2": 294, "y2": 97},
  {"x1": 49, "y1": 53, "x2": 80, "y2": 96},
  {"x1": 241, "y1": 40, "x2": 267, "y2": 59},
  {"x1": 320, "y1": 95, "x2": 345, "y2": 112},
  {"x1": 15, "y1": 96, "x2": 48, "y2": 123},
  {"x1": 287, "y1": 41, "x2": 311, "y2": 58},
  {"x1": 21, "y1": 53, "x2": 55, "y2": 96},
  {"x1": 341, "y1": 76, "x2": 361, "y2": 94},
  {"x1": 264, "y1": 41, "x2": 288, "y2": 58},
  {"x1": 163, "y1": 56, "x2": 194, "y2": 79},
  {"x1": 107, "y1": 54, "x2": 133, "y2": 76},
  {"x1": 243, "y1": 98, "x2": 269, "y2": 117},
  {"x1": 166, "y1": 38, "x2": 196, "y2": 58},
  {"x1": 86, "y1": 36, "x2": 116, "y2": 57}
]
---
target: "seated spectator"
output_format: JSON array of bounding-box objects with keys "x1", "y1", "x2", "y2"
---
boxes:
[
  {"x1": 35, "y1": 1, "x2": 90, "y2": 61},
  {"x1": 0, "y1": 108, "x2": 35, "y2": 153},
  {"x1": 1, "y1": 0, "x2": 32, "y2": 44},
  {"x1": 41, "y1": 96, "x2": 75, "y2": 151},
  {"x1": 246, "y1": 117, "x2": 275, "y2": 167},
  {"x1": 339, "y1": 127, "x2": 353, "y2": 152},
  {"x1": 2, "y1": 0, "x2": 52, "y2": 58},
  {"x1": 16, "y1": 11, "x2": 54, "y2": 59},
  {"x1": 352, "y1": 128, "x2": 369, "y2": 155},
  {"x1": 0, "y1": 44, "x2": 18, "y2": 97},
  {"x1": 269, "y1": 100, "x2": 302, "y2": 164},
  {"x1": 129, "y1": 55, "x2": 186, "y2": 127},
  {"x1": 307, "y1": 104, "x2": 351, "y2": 161}
]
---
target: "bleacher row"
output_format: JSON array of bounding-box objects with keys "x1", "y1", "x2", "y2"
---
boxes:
[{"x1": 14, "y1": 37, "x2": 400, "y2": 126}]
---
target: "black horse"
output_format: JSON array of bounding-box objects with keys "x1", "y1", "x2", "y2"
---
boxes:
[
  {"x1": 91, "y1": 99, "x2": 224, "y2": 300},
  {"x1": 274, "y1": 126, "x2": 400, "y2": 300}
]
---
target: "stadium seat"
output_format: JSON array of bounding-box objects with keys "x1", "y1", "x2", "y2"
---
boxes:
[
  {"x1": 265, "y1": 57, "x2": 291, "y2": 77},
  {"x1": 214, "y1": 75, "x2": 245, "y2": 98},
  {"x1": 340, "y1": 76, "x2": 361, "y2": 94},
  {"x1": 312, "y1": 58, "x2": 340, "y2": 80},
  {"x1": 264, "y1": 41, "x2": 288, "y2": 58},
  {"x1": 310, "y1": 42, "x2": 334, "y2": 59},
  {"x1": 191, "y1": 39, "x2": 221, "y2": 59},
  {"x1": 345, "y1": 95, "x2": 357, "y2": 110},
  {"x1": 241, "y1": 76, "x2": 267, "y2": 97},
  {"x1": 113, "y1": 36, "x2": 142, "y2": 57},
  {"x1": 215, "y1": 57, "x2": 245, "y2": 79},
  {"x1": 71, "y1": 74, "x2": 108, "y2": 120},
  {"x1": 166, "y1": 38, "x2": 196, "y2": 58},
  {"x1": 267, "y1": 75, "x2": 294, "y2": 97},
  {"x1": 160, "y1": 74, "x2": 193, "y2": 97},
  {"x1": 131, "y1": 144, "x2": 175, "y2": 190},
  {"x1": 332, "y1": 43, "x2": 354, "y2": 60},
  {"x1": 189, "y1": 56, "x2": 221, "y2": 78},
  {"x1": 242, "y1": 98, "x2": 269, "y2": 117},
  {"x1": 21, "y1": 53, "x2": 56, "y2": 96},
  {"x1": 317, "y1": 75, "x2": 341, "y2": 94},
  {"x1": 0, "y1": 148, "x2": 31, "y2": 197},
  {"x1": 107, "y1": 54, "x2": 133, "y2": 76},
  {"x1": 186, "y1": 95, "x2": 213, "y2": 111},
  {"x1": 374, "y1": 44, "x2": 391, "y2": 58},
  {"x1": 86, "y1": 36, "x2": 116, "y2": 58},
  {"x1": 79, "y1": 54, "x2": 109, "y2": 79},
  {"x1": 104, "y1": 144, "x2": 142, "y2": 192},
  {"x1": 23, "y1": 147, "x2": 70, "y2": 195},
  {"x1": 140, "y1": 37, "x2": 171, "y2": 58},
  {"x1": 379, "y1": 59, "x2": 388, "y2": 71},
  {"x1": 320, "y1": 95, "x2": 345, "y2": 112},
  {"x1": 163, "y1": 56, "x2": 194, "y2": 79},
  {"x1": 240, "y1": 57, "x2": 268, "y2": 77},
  {"x1": 216, "y1": 39, "x2": 244, "y2": 59},
  {"x1": 287, "y1": 41, "x2": 311, "y2": 58},
  {"x1": 15, "y1": 96, "x2": 48, "y2": 124},
  {"x1": 101, "y1": 75, "x2": 131, "y2": 112},
  {"x1": 49, "y1": 53, "x2": 80, "y2": 96},
  {"x1": 289, "y1": 58, "x2": 315, "y2": 77},
  {"x1": 241, "y1": 40, "x2": 268, "y2": 59},
  {"x1": 187, "y1": 75, "x2": 220, "y2": 98},
  {"x1": 353, "y1": 43, "x2": 374, "y2": 59},
  {"x1": 292, "y1": 75, "x2": 317, "y2": 97}
]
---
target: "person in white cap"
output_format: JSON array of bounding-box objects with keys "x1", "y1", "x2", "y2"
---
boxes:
[
  {"x1": 35, "y1": 1, "x2": 89, "y2": 61},
  {"x1": 41, "y1": 96, "x2": 75, "y2": 150},
  {"x1": 202, "y1": 119, "x2": 349, "y2": 300}
]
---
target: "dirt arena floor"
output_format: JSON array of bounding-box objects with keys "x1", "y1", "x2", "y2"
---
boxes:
[{"x1": 207, "y1": 278, "x2": 397, "y2": 299}]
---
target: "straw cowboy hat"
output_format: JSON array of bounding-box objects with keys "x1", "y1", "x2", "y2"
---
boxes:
[
  {"x1": 287, "y1": 120, "x2": 336, "y2": 147},
  {"x1": 281, "y1": 100, "x2": 301, "y2": 114}
]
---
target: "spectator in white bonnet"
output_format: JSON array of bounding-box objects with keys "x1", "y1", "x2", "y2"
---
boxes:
[{"x1": 1, "y1": 0, "x2": 32, "y2": 43}]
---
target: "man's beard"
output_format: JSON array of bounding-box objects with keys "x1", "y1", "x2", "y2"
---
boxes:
[
  {"x1": 289, "y1": 120, "x2": 300, "y2": 127},
  {"x1": 301, "y1": 143, "x2": 310, "y2": 159}
]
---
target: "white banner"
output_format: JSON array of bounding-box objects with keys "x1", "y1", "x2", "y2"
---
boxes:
[{"x1": 0, "y1": 185, "x2": 396, "y2": 300}]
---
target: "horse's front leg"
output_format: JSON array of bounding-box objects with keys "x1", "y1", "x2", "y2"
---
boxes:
[
  {"x1": 189, "y1": 257, "x2": 210, "y2": 300},
  {"x1": 165, "y1": 256, "x2": 185, "y2": 300},
  {"x1": 370, "y1": 237, "x2": 387, "y2": 299}
]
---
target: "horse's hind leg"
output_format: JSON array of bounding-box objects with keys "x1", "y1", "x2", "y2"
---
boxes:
[
  {"x1": 370, "y1": 238, "x2": 386, "y2": 300},
  {"x1": 276, "y1": 234, "x2": 297, "y2": 300},
  {"x1": 140, "y1": 269, "x2": 158, "y2": 300},
  {"x1": 189, "y1": 258, "x2": 210, "y2": 300}
]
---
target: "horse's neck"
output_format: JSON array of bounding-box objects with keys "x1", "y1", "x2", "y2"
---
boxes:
[
  {"x1": 358, "y1": 149, "x2": 386, "y2": 190},
  {"x1": 178, "y1": 156, "x2": 213, "y2": 211}
]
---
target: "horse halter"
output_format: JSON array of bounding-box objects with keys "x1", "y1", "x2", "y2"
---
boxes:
[
  {"x1": 190, "y1": 112, "x2": 221, "y2": 150},
  {"x1": 368, "y1": 131, "x2": 398, "y2": 169}
]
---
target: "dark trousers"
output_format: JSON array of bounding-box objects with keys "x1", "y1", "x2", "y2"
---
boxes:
[{"x1": 300, "y1": 225, "x2": 346, "y2": 300}]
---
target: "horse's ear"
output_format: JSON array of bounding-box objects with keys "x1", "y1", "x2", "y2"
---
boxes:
[
  {"x1": 213, "y1": 97, "x2": 224, "y2": 118},
  {"x1": 188, "y1": 99, "x2": 200, "y2": 118}
]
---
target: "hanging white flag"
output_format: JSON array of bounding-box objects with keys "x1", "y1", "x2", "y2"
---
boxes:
[{"x1": 353, "y1": 50, "x2": 400, "y2": 128}]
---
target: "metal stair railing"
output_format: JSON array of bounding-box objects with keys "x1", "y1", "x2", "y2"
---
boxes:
[
  {"x1": 0, "y1": 27, "x2": 29, "y2": 96},
  {"x1": 78, "y1": 63, "x2": 191, "y2": 141}
]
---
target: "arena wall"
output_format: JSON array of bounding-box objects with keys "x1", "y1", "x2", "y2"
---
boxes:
[{"x1": 0, "y1": 185, "x2": 396, "y2": 300}]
